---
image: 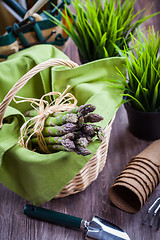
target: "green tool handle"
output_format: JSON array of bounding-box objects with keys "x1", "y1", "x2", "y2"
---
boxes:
[{"x1": 24, "y1": 204, "x2": 83, "y2": 230}]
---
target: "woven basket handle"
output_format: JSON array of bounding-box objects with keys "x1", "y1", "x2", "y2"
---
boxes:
[{"x1": 0, "y1": 58, "x2": 79, "y2": 128}]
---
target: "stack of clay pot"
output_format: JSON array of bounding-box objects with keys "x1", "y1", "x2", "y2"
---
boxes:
[{"x1": 109, "y1": 140, "x2": 160, "y2": 213}]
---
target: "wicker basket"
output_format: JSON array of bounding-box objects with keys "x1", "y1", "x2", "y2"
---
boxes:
[
  {"x1": 0, "y1": 58, "x2": 114, "y2": 199},
  {"x1": 55, "y1": 118, "x2": 114, "y2": 198}
]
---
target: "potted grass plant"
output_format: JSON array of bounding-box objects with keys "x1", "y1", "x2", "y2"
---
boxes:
[
  {"x1": 47, "y1": 0, "x2": 159, "y2": 63},
  {"x1": 117, "y1": 26, "x2": 160, "y2": 140}
]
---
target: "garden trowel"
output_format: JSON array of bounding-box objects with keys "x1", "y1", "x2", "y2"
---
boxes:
[{"x1": 24, "y1": 204, "x2": 130, "y2": 240}]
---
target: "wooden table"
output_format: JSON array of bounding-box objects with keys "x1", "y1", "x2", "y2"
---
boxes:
[{"x1": 1, "y1": 1, "x2": 160, "y2": 239}]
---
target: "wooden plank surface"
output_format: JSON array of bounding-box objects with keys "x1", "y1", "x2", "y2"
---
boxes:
[{"x1": 0, "y1": 1, "x2": 160, "y2": 239}]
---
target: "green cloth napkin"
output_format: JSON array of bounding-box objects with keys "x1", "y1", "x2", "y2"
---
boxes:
[{"x1": 0, "y1": 44, "x2": 125, "y2": 205}]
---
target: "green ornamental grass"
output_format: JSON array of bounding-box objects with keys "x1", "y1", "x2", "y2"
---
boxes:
[
  {"x1": 117, "y1": 27, "x2": 160, "y2": 112},
  {"x1": 48, "y1": 0, "x2": 159, "y2": 62}
]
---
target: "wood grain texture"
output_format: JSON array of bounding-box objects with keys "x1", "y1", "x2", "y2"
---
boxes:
[{"x1": 0, "y1": 1, "x2": 160, "y2": 239}]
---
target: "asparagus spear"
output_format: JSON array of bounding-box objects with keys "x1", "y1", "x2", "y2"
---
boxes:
[
  {"x1": 45, "y1": 113, "x2": 78, "y2": 126},
  {"x1": 82, "y1": 124, "x2": 95, "y2": 136},
  {"x1": 72, "y1": 136, "x2": 91, "y2": 156},
  {"x1": 74, "y1": 137, "x2": 89, "y2": 148},
  {"x1": 24, "y1": 109, "x2": 39, "y2": 117},
  {"x1": 53, "y1": 104, "x2": 96, "y2": 117},
  {"x1": 82, "y1": 124, "x2": 104, "y2": 141},
  {"x1": 78, "y1": 104, "x2": 96, "y2": 116},
  {"x1": 31, "y1": 135, "x2": 75, "y2": 149},
  {"x1": 42, "y1": 123, "x2": 77, "y2": 137},
  {"x1": 47, "y1": 144, "x2": 73, "y2": 152},
  {"x1": 77, "y1": 115, "x2": 84, "y2": 128},
  {"x1": 60, "y1": 133, "x2": 75, "y2": 140},
  {"x1": 84, "y1": 113, "x2": 103, "y2": 123},
  {"x1": 25, "y1": 114, "x2": 78, "y2": 126},
  {"x1": 35, "y1": 144, "x2": 91, "y2": 155},
  {"x1": 34, "y1": 144, "x2": 73, "y2": 154},
  {"x1": 74, "y1": 131, "x2": 93, "y2": 142},
  {"x1": 24, "y1": 104, "x2": 96, "y2": 118},
  {"x1": 24, "y1": 104, "x2": 96, "y2": 121},
  {"x1": 74, "y1": 146, "x2": 91, "y2": 156},
  {"x1": 27, "y1": 123, "x2": 77, "y2": 138}
]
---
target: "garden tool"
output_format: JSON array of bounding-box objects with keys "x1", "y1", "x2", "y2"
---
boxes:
[
  {"x1": 24, "y1": 0, "x2": 70, "y2": 19},
  {"x1": 142, "y1": 197, "x2": 160, "y2": 230},
  {"x1": 24, "y1": 204, "x2": 130, "y2": 240},
  {"x1": 24, "y1": 0, "x2": 49, "y2": 19},
  {"x1": 2, "y1": 0, "x2": 26, "y2": 18}
]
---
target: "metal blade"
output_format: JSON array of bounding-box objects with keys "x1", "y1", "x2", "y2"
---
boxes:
[{"x1": 86, "y1": 216, "x2": 130, "y2": 240}]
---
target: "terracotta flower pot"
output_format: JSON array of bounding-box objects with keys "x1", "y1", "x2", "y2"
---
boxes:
[{"x1": 124, "y1": 102, "x2": 160, "y2": 141}]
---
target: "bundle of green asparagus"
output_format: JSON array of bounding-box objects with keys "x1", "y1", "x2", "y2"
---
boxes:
[{"x1": 24, "y1": 104, "x2": 104, "y2": 156}]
